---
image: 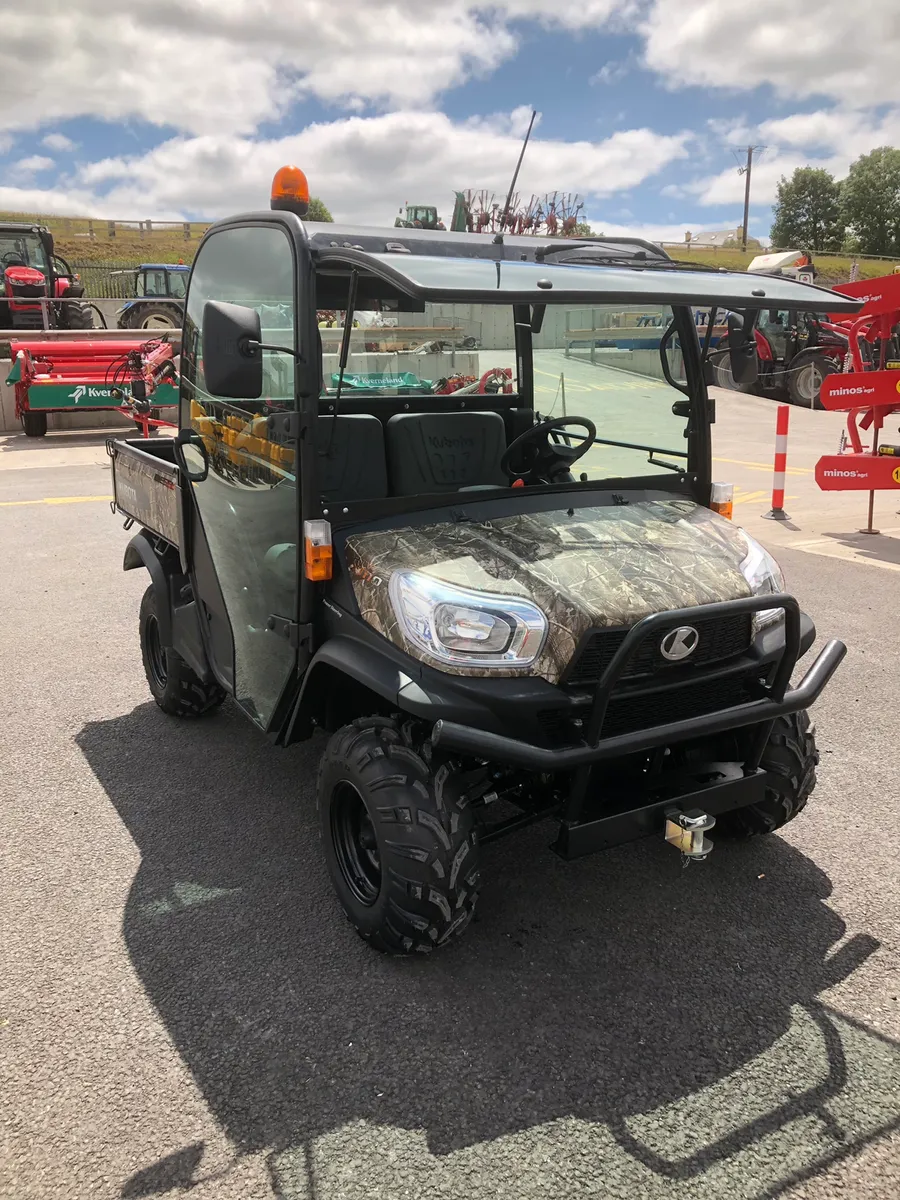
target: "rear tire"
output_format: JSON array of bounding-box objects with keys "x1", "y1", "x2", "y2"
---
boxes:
[
  {"x1": 21, "y1": 410, "x2": 48, "y2": 437},
  {"x1": 139, "y1": 584, "x2": 225, "y2": 717},
  {"x1": 788, "y1": 351, "x2": 837, "y2": 410},
  {"x1": 716, "y1": 711, "x2": 818, "y2": 838},
  {"x1": 710, "y1": 352, "x2": 756, "y2": 393},
  {"x1": 58, "y1": 299, "x2": 94, "y2": 330},
  {"x1": 134, "y1": 304, "x2": 180, "y2": 331},
  {"x1": 318, "y1": 718, "x2": 481, "y2": 954}
]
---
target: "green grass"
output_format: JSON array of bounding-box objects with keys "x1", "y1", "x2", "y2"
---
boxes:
[
  {"x1": 662, "y1": 244, "x2": 897, "y2": 283},
  {"x1": 2, "y1": 210, "x2": 897, "y2": 283},
  {"x1": 0, "y1": 211, "x2": 210, "y2": 265}
]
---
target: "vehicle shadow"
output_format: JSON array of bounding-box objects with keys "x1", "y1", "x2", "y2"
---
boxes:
[
  {"x1": 821, "y1": 528, "x2": 900, "y2": 568},
  {"x1": 76, "y1": 702, "x2": 893, "y2": 1197}
]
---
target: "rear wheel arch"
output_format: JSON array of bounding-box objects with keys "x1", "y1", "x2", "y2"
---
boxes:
[{"x1": 123, "y1": 532, "x2": 178, "y2": 645}]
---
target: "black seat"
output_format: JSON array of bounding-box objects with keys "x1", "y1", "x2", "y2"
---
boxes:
[
  {"x1": 385, "y1": 411, "x2": 507, "y2": 495},
  {"x1": 316, "y1": 415, "x2": 388, "y2": 501}
]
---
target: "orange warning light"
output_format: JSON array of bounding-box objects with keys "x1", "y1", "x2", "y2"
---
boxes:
[{"x1": 271, "y1": 166, "x2": 310, "y2": 218}]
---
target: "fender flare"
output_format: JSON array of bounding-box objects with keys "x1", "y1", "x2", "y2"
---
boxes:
[{"x1": 123, "y1": 531, "x2": 172, "y2": 644}]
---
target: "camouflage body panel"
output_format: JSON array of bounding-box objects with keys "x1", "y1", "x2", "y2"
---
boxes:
[{"x1": 344, "y1": 501, "x2": 754, "y2": 684}]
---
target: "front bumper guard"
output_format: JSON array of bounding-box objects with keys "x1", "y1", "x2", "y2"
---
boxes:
[{"x1": 431, "y1": 594, "x2": 846, "y2": 772}]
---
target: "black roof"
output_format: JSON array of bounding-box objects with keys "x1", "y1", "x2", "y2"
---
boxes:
[{"x1": 302, "y1": 220, "x2": 672, "y2": 265}]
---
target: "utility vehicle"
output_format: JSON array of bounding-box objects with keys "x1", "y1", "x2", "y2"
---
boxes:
[{"x1": 108, "y1": 166, "x2": 859, "y2": 954}]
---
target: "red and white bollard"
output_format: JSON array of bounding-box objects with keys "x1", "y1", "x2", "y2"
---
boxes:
[{"x1": 763, "y1": 404, "x2": 790, "y2": 521}]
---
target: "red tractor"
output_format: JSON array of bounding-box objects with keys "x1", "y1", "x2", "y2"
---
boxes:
[{"x1": 0, "y1": 222, "x2": 93, "y2": 333}]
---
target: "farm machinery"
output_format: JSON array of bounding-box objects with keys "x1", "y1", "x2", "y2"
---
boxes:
[
  {"x1": 814, "y1": 272, "x2": 900, "y2": 520},
  {"x1": 114, "y1": 263, "x2": 189, "y2": 330},
  {"x1": 0, "y1": 222, "x2": 93, "y2": 332},
  {"x1": 6, "y1": 336, "x2": 179, "y2": 437}
]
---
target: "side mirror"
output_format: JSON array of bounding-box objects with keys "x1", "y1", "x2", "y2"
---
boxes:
[
  {"x1": 175, "y1": 429, "x2": 209, "y2": 482},
  {"x1": 201, "y1": 300, "x2": 263, "y2": 399},
  {"x1": 727, "y1": 310, "x2": 758, "y2": 386}
]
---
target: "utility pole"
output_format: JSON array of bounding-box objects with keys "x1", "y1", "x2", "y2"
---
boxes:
[{"x1": 737, "y1": 146, "x2": 764, "y2": 252}]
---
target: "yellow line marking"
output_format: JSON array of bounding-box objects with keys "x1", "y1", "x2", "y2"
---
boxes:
[
  {"x1": 715, "y1": 455, "x2": 811, "y2": 476},
  {"x1": 0, "y1": 495, "x2": 113, "y2": 508}
]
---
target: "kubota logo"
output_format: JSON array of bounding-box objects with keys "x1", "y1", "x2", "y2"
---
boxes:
[{"x1": 70, "y1": 385, "x2": 114, "y2": 403}]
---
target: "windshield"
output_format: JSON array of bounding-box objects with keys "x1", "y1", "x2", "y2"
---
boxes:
[
  {"x1": 319, "y1": 300, "x2": 689, "y2": 482},
  {"x1": 0, "y1": 231, "x2": 49, "y2": 275}
]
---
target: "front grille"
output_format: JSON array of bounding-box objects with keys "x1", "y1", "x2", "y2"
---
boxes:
[
  {"x1": 566, "y1": 611, "x2": 753, "y2": 687},
  {"x1": 538, "y1": 667, "x2": 762, "y2": 745}
]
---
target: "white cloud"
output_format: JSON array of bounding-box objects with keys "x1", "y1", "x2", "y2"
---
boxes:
[
  {"x1": 691, "y1": 106, "x2": 900, "y2": 207},
  {"x1": 583, "y1": 216, "x2": 703, "y2": 244},
  {"x1": 590, "y1": 61, "x2": 628, "y2": 86},
  {"x1": 0, "y1": 2, "x2": 632, "y2": 138},
  {"x1": 41, "y1": 132, "x2": 76, "y2": 152},
  {"x1": 13, "y1": 109, "x2": 687, "y2": 223},
  {"x1": 13, "y1": 154, "x2": 55, "y2": 175},
  {"x1": 641, "y1": 0, "x2": 900, "y2": 108}
]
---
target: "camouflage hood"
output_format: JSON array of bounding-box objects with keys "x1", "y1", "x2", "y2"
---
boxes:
[{"x1": 344, "y1": 500, "x2": 754, "y2": 683}]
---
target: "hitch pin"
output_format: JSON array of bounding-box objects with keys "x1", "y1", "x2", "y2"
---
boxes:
[{"x1": 665, "y1": 808, "x2": 715, "y2": 863}]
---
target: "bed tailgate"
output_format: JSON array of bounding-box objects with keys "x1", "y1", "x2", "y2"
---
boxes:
[{"x1": 107, "y1": 437, "x2": 183, "y2": 549}]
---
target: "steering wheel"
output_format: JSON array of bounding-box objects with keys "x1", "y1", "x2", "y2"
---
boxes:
[
  {"x1": 1, "y1": 252, "x2": 26, "y2": 268},
  {"x1": 501, "y1": 416, "x2": 597, "y2": 482}
]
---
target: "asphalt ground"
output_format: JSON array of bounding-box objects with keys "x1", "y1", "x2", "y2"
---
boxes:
[{"x1": 1, "y1": 410, "x2": 899, "y2": 1200}]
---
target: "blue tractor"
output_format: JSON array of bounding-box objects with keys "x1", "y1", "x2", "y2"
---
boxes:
[{"x1": 116, "y1": 263, "x2": 189, "y2": 330}]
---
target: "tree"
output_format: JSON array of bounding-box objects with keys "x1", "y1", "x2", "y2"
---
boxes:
[
  {"x1": 769, "y1": 167, "x2": 843, "y2": 251},
  {"x1": 841, "y1": 147, "x2": 900, "y2": 256},
  {"x1": 571, "y1": 221, "x2": 594, "y2": 237},
  {"x1": 306, "y1": 196, "x2": 334, "y2": 222}
]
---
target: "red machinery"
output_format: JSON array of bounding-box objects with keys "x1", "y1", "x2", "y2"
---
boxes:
[
  {"x1": 814, "y1": 273, "x2": 900, "y2": 526},
  {"x1": 7, "y1": 336, "x2": 180, "y2": 437}
]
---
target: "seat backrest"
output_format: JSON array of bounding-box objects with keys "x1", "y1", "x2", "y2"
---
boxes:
[
  {"x1": 385, "y1": 411, "x2": 507, "y2": 495},
  {"x1": 316, "y1": 414, "x2": 388, "y2": 501}
]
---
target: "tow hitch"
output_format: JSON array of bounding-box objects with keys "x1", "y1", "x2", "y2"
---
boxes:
[{"x1": 665, "y1": 809, "x2": 715, "y2": 862}]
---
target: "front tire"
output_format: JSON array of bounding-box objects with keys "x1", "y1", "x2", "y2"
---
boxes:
[
  {"x1": 318, "y1": 718, "x2": 481, "y2": 954},
  {"x1": 21, "y1": 410, "x2": 47, "y2": 437},
  {"x1": 139, "y1": 584, "x2": 225, "y2": 717},
  {"x1": 716, "y1": 711, "x2": 818, "y2": 838}
]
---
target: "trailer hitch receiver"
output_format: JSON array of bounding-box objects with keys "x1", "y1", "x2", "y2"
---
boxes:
[{"x1": 665, "y1": 808, "x2": 715, "y2": 861}]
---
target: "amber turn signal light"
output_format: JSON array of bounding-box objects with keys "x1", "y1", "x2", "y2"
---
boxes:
[
  {"x1": 710, "y1": 481, "x2": 734, "y2": 520},
  {"x1": 304, "y1": 519, "x2": 333, "y2": 580}
]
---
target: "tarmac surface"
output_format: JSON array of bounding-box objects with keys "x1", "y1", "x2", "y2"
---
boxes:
[{"x1": 1, "y1": 394, "x2": 899, "y2": 1199}]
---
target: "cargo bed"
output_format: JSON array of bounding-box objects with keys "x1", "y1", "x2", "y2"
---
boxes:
[{"x1": 107, "y1": 437, "x2": 183, "y2": 549}]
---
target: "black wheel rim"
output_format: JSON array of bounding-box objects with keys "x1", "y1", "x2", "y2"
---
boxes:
[
  {"x1": 145, "y1": 614, "x2": 168, "y2": 690},
  {"x1": 331, "y1": 782, "x2": 381, "y2": 906}
]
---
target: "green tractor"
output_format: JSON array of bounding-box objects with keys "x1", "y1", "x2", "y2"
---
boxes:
[{"x1": 394, "y1": 195, "x2": 469, "y2": 233}]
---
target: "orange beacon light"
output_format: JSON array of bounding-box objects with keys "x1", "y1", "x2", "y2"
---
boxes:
[{"x1": 271, "y1": 166, "x2": 310, "y2": 218}]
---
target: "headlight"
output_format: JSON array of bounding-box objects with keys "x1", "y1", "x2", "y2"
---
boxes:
[
  {"x1": 739, "y1": 532, "x2": 785, "y2": 628},
  {"x1": 389, "y1": 570, "x2": 547, "y2": 668}
]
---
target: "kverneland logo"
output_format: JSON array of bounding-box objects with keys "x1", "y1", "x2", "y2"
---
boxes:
[{"x1": 70, "y1": 385, "x2": 115, "y2": 402}]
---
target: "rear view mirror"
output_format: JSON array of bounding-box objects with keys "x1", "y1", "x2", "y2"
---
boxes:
[
  {"x1": 727, "y1": 310, "x2": 758, "y2": 386},
  {"x1": 201, "y1": 300, "x2": 263, "y2": 399}
]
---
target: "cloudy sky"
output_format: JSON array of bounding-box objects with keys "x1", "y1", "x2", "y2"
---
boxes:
[{"x1": 1, "y1": 0, "x2": 898, "y2": 242}]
